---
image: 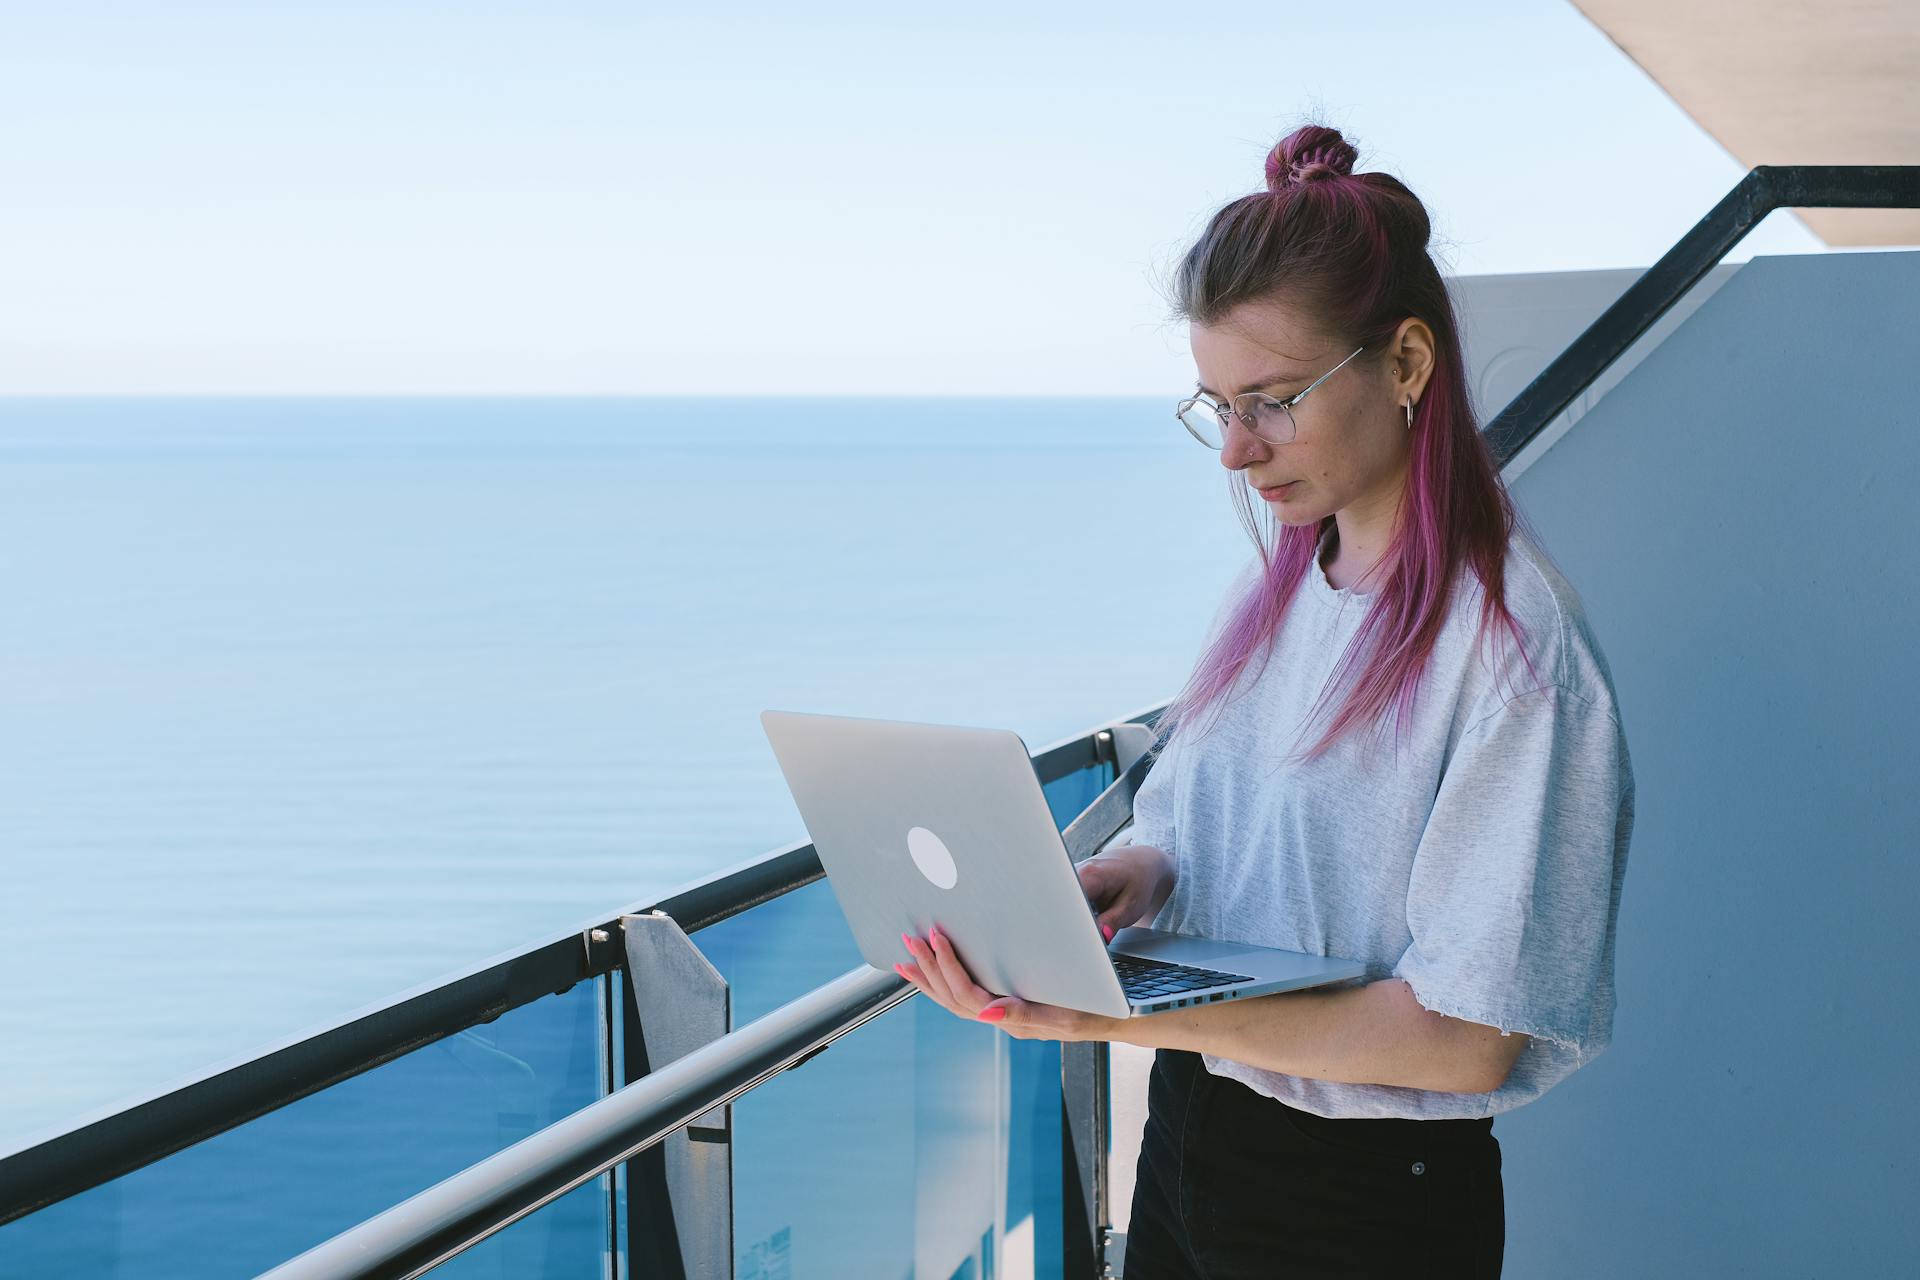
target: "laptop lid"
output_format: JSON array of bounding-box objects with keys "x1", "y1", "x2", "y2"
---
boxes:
[{"x1": 760, "y1": 708, "x2": 1133, "y2": 1018}]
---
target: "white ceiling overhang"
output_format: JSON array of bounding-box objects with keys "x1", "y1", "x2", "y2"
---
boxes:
[{"x1": 1569, "y1": 0, "x2": 1920, "y2": 245}]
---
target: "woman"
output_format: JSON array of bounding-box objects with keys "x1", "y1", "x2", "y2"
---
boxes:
[{"x1": 894, "y1": 122, "x2": 1635, "y2": 1277}]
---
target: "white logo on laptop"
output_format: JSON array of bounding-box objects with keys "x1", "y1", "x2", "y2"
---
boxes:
[{"x1": 906, "y1": 826, "x2": 959, "y2": 890}]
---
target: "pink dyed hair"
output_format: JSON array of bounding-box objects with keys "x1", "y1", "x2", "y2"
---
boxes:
[{"x1": 1149, "y1": 122, "x2": 1548, "y2": 765}]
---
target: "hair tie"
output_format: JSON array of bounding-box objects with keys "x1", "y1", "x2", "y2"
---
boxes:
[{"x1": 1263, "y1": 134, "x2": 1354, "y2": 193}]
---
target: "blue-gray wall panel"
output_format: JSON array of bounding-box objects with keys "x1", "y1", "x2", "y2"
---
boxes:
[{"x1": 1495, "y1": 249, "x2": 1919, "y2": 1274}]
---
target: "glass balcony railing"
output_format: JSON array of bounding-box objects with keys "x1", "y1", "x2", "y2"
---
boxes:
[
  {"x1": 0, "y1": 982, "x2": 609, "y2": 1278},
  {"x1": 0, "y1": 706, "x2": 1165, "y2": 1279}
]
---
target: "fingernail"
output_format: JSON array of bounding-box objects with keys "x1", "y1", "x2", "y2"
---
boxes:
[
  {"x1": 901, "y1": 931, "x2": 914, "y2": 952},
  {"x1": 1100, "y1": 923, "x2": 1114, "y2": 942},
  {"x1": 977, "y1": 1007, "x2": 1007, "y2": 1022}
]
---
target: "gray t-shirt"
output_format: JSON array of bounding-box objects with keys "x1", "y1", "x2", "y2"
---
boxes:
[{"x1": 1127, "y1": 524, "x2": 1634, "y2": 1119}]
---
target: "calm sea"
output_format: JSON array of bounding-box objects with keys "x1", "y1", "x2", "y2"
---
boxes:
[{"x1": 0, "y1": 396, "x2": 1251, "y2": 1150}]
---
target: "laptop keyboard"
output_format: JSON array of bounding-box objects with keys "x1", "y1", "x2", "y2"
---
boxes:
[{"x1": 1113, "y1": 952, "x2": 1255, "y2": 1002}]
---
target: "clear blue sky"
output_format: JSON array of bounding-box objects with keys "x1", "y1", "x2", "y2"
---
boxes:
[{"x1": 0, "y1": 1, "x2": 1833, "y2": 394}]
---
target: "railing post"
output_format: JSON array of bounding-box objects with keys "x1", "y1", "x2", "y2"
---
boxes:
[
  {"x1": 1105, "y1": 723, "x2": 1158, "y2": 780},
  {"x1": 1058, "y1": 729, "x2": 1141, "y2": 1278},
  {"x1": 621, "y1": 912, "x2": 733, "y2": 1280},
  {"x1": 1061, "y1": 1040, "x2": 1114, "y2": 1277}
]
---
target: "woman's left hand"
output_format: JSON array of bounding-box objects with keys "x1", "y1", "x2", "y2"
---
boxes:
[{"x1": 896, "y1": 924, "x2": 1122, "y2": 1043}]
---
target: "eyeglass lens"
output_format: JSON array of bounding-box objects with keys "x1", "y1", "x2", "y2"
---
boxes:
[{"x1": 1178, "y1": 395, "x2": 1296, "y2": 448}]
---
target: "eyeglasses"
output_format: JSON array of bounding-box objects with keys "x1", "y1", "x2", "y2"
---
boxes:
[{"x1": 1175, "y1": 345, "x2": 1368, "y2": 449}]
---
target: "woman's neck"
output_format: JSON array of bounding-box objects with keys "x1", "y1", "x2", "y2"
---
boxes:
[{"x1": 1322, "y1": 521, "x2": 1393, "y2": 595}]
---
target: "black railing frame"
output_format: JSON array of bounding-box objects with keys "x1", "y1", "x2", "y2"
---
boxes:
[
  {"x1": 0, "y1": 706, "x2": 1166, "y2": 1228},
  {"x1": 2, "y1": 161, "x2": 1916, "y2": 1275},
  {"x1": 1481, "y1": 165, "x2": 1920, "y2": 468}
]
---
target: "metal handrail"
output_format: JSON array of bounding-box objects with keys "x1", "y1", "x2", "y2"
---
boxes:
[
  {"x1": 258, "y1": 965, "x2": 911, "y2": 1280},
  {"x1": 254, "y1": 723, "x2": 1167, "y2": 1278}
]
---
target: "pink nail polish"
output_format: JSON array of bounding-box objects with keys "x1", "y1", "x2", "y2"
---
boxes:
[
  {"x1": 977, "y1": 1007, "x2": 1006, "y2": 1022},
  {"x1": 1101, "y1": 923, "x2": 1114, "y2": 942}
]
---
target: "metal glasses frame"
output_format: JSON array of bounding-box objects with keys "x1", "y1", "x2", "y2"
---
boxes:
[{"x1": 1176, "y1": 344, "x2": 1368, "y2": 448}]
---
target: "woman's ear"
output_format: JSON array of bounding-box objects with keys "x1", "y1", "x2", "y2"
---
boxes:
[{"x1": 1388, "y1": 316, "x2": 1438, "y2": 402}]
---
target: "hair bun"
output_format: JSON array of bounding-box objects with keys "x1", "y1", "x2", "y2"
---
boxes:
[{"x1": 1264, "y1": 127, "x2": 1358, "y2": 192}]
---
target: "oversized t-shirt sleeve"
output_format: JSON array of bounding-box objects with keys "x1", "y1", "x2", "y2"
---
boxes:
[{"x1": 1391, "y1": 683, "x2": 1634, "y2": 1065}]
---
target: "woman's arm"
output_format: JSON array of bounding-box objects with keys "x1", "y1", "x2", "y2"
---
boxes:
[
  {"x1": 1095, "y1": 844, "x2": 1523, "y2": 1092},
  {"x1": 1109, "y1": 977, "x2": 1531, "y2": 1094}
]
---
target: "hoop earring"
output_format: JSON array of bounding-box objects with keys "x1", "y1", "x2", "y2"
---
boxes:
[{"x1": 1392, "y1": 366, "x2": 1415, "y2": 431}]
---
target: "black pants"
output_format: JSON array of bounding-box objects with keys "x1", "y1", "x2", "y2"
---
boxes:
[{"x1": 1124, "y1": 1047, "x2": 1504, "y2": 1278}]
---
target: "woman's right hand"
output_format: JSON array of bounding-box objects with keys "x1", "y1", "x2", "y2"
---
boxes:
[{"x1": 1076, "y1": 844, "x2": 1176, "y2": 943}]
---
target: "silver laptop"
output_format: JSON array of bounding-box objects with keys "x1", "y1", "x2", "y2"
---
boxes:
[{"x1": 760, "y1": 709, "x2": 1367, "y2": 1019}]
